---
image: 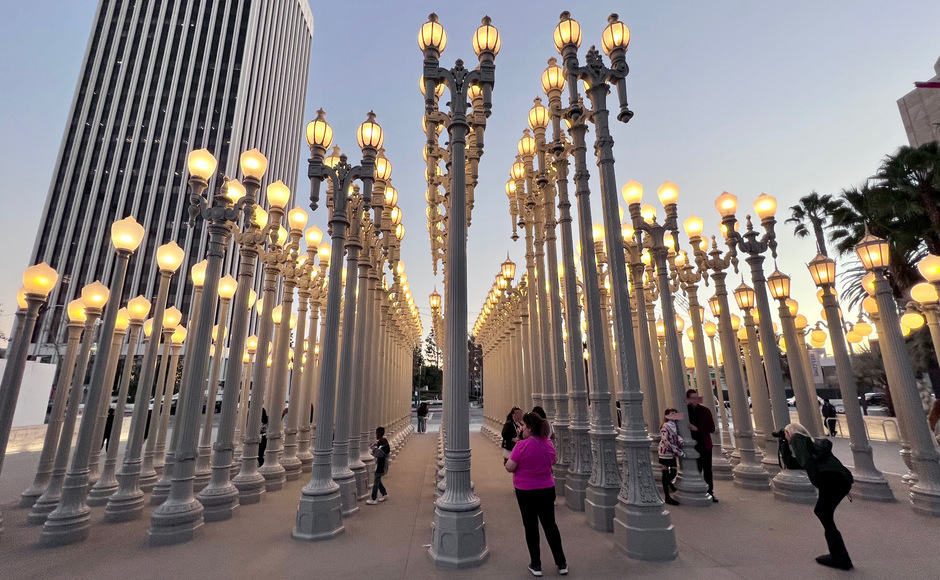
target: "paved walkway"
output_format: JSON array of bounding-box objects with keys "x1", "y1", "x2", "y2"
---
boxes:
[{"x1": 0, "y1": 419, "x2": 937, "y2": 579}]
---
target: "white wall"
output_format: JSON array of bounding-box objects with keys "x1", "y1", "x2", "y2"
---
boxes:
[{"x1": 0, "y1": 359, "x2": 56, "y2": 427}]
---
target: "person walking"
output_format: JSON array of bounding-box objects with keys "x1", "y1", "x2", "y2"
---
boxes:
[
  {"x1": 505, "y1": 412, "x2": 567, "y2": 577},
  {"x1": 779, "y1": 422, "x2": 854, "y2": 571},
  {"x1": 658, "y1": 408, "x2": 684, "y2": 506},
  {"x1": 822, "y1": 398, "x2": 838, "y2": 437},
  {"x1": 417, "y1": 402, "x2": 429, "y2": 434},
  {"x1": 501, "y1": 407, "x2": 523, "y2": 466},
  {"x1": 102, "y1": 407, "x2": 116, "y2": 452},
  {"x1": 366, "y1": 426, "x2": 391, "y2": 505},
  {"x1": 686, "y1": 389, "x2": 718, "y2": 502}
]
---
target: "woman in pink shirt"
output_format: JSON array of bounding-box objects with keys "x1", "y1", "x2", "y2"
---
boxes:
[{"x1": 505, "y1": 412, "x2": 567, "y2": 577}]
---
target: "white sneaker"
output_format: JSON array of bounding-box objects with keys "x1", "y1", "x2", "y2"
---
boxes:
[
  {"x1": 378, "y1": 495, "x2": 388, "y2": 502},
  {"x1": 366, "y1": 499, "x2": 377, "y2": 505}
]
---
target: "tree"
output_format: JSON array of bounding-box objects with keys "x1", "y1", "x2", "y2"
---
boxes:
[
  {"x1": 424, "y1": 333, "x2": 442, "y2": 368},
  {"x1": 785, "y1": 191, "x2": 841, "y2": 256},
  {"x1": 876, "y1": 142, "x2": 940, "y2": 254}
]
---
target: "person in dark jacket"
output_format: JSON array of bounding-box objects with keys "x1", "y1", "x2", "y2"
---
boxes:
[
  {"x1": 686, "y1": 389, "x2": 718, "y2": 502},
  {"x1": 821, "y1": 399, "x2": 838, "y2": 437},
  {"x1": 366, "y1": 426, "x2": 391, "y2": 505},
  {"x1": 502, "y1": 407, "x2": 523, "y2": 466},
  {"x1": 779, "y1": 422, "x2": 854, "y2": 571},
  {"x1": 417, "y1": 402, "x2": 429, "y2": 433}
]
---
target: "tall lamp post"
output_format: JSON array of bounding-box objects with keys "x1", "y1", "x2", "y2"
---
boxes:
[
  {"x1": 805, "y1": 255, "x2": 895, "y2": 501},
  {"x1": 856, "y1": 234, "x2": 940, "y2": 516},
  {"x1": 420, "y1": 13, "x2": 497, "y2": 568},
  {"x1": 626, "y1": 181, "x2": 710, "y2": 506},
  {"x1": 294, "y1": 109, "x2": 381, "y2": 541},
  {"x1": 716, "y1": 192, "x2": 816, "y2": 503},
  {"x1": 41, "y1": 215, "x2": 145, "y2": 546},
  {"x1": 0, "y1": 263, "x2": 58, "y2": 536}
]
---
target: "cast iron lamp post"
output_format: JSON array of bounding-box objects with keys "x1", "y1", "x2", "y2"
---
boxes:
[
  {"x1": 294, "y1": 109, "x2": 381, "y2": 541},
  {"x1": 0, "y1": 263, "x2": 58, "y2": 535},
  {"x1": 625, "y1": 181, "x2": 711, "y2": 506},
  {"x1": 716, "y1": 191, "x2": 816, "y2": 503},
  {"x1": 419, "y1": 13, "x2": 497, "y2": 567},
  {"x1": 703, "y1": 317, "x2": 735, "y2": 456},
  {"x1": 41, "y1": 215, "x2": 145, "y2": 546},
  {"x1": 686, "y1": 222, "x2": 770, "y2": 489},
  {"x1": 555, "y1": 12, "x2": 677, "y2": 559},
  {"x1": 856, "y1": 234, "x2": 940, "y2": 515},
  {"x1": 804, "y1": 255, "x2": 895, "y2": 501}
]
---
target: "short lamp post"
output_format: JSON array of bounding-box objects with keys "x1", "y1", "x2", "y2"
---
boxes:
[
  {"x1": 856, "y1": 234, "x2": 940, "y2": 516},
  {"x1": 0, "y1": 263, "x2": 58, "y2": 535},
  {"x1": 805, "y1": 254, "x2": 894, "y2": 501}
]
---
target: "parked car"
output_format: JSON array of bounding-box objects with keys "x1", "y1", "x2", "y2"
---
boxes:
[{"x1": 860, "y1": 392, "x2": 889, "y2": 414}]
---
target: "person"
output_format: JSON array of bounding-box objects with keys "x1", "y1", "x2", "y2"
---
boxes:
[
  {"x1": 258, "y1": 407, "x2": 268, "y2": 467},
  {"x1": 502, "y1": 407, "x2": 523, "y2": 466},
  {"x1": 531, "y1": 406, "x2": 555, "y2": 442},
  {"x1": 505, "y1": 412, "x2": 567, "y2": 577},
  {"x1": 686, "y1": 389, "x2": 718, "y2": 502},
  {"x1": 928, "y1": 399, "x2": 940, "y2": 445},
  {"x1": 417, "y1": 402, "x2": 429, "y2": 434},
  {"x1": 779, "y1": 422, "x2": 854, "y2": 571},
  {"x1": 366, "y1": 426, "x2": 391, "y2": 505},
  {"x1": 102, "y1": 407, "x2": 115, "y2": 451},
  {"x1": 821, "y1": 398, "x2": 838, "y2": 437},
  {"x1": 658, "y1": 408, "x2": 684, "y2": 506}
]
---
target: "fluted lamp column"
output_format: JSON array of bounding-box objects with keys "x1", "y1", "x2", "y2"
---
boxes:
[{"x1": 856, "y1": 235, "x2": 940, "y2": 515}]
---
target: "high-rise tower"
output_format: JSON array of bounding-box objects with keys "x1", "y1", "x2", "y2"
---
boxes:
[{"x1": 29, "y1": 0, "x2": 313, "y2": 354}]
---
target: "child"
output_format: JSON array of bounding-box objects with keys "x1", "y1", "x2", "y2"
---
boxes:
[
  {"x1": 658, "y1": 408, "x2": 684, "y2": 506},
  {"x1": 366, "y1": 426, "x2": 391, "y2": 505}
]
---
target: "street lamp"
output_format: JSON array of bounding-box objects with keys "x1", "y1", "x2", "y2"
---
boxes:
[
  {"x1": 718, "y1": 192, "x2": 816, "y2": 503},
  {"x1": 295, "y1": 109, "x2": 382, "y2": 541},
  {"x1": 419, "y1": 13, "x2": 497, "y2": 567},
  {"x1": 42, "y1": 214, "x2": 144, "y2": 545},
  {"x1": 0, "y1": 263, "x2": 58, "y2": 535},
  {"x1": 856, "y1": 234, "x2": 940, "y2": 515}
]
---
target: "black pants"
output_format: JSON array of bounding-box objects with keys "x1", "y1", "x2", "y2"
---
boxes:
[
  {"x1": 696, "y1": 447, "x2": 714, "y2": 495},
  {"x1": 814, "y1": 473, "x2": 852, "y2": 562},
  {"x1": 515, "y1": 487, "x2": 566, "y2": 569},
  {"x1": 826, "y1": 418, "x2": 837, "y2": 436}
]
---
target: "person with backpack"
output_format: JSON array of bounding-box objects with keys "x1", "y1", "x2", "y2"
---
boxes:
[
  {"x1": 821, "y1": 399, "x2": 838, "y2": 437},
  {"x1": 417, "y1": 402, "x2": 429, "y2": 433},
  {"x1": 779, "y1": 422, "x2": 855, "y2": 571},
  {"x1": 366, "y1": 426, "x2": 391, "y2": 505}
]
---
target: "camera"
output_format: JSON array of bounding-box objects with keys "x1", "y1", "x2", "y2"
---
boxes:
[{"x1": 771, "y1": 430, "x2": 786, "y2": 439}]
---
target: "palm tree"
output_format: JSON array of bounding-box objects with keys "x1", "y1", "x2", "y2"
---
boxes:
[
  {"x1": 785, "y1": 191, "x2": 841, "y2": 256},
  {"x1": 876, "y1": 142, "x2": 940, "y2": 254}
]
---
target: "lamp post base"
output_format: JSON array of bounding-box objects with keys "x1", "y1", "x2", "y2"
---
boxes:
[
  {"x1": 429, "y1": 504, "x2": 489, "y2": 569},
  {"x1": 298, "y1": 452, "x2": 313, "y2": 473},
  {"x1": 282, "y1": 456, "x2": 303, "y2": 481},
  {"x1": 731, "y1": 462, "x2": 772, "y2": 490},
  {"x1": 39, "y1": 506, "x2": 91, "y2": 546},
  {"x1": 564, "y1": 472, "x2": 588, "y2": 511},
  {"x1": 20, "y1": 488, "x2": 42, "y2": 508},
  {"x1": 293, "y1": 486, "x2": 344, "y2": 541},
  {"x1": 553, "y1": 464, "x2": 569, "y2": 497},
  {"x1": 335, "y1": 473, "x2": 359, "y2": 517},
  {"x1": 584, "y1": 484, "x2": 619, "y2": 532},
  {"x1": 232, "y1": 471, "x2": 266, "y2": 504},
  {"x1": 771, "y1": 469, "x2": 818, "y2": 504},
  {"x1": 28, "y1": 490, "x2": 61, "y2": 525},
  {"x1": 147, "y1": 499, "x2": 205, "y2": 546},
  {"x1": 198, "y1": 481, "x2": 240, "y2": 522},
  {"x1": 86, "y1": 478, "x2": 118, "y2": 506},
  {"x1": 910, "y1": 482, "x2": 940, "y2": 516},
  {"x1": 712, "y1": 454, "x2": 734, "y2": 480},
  {"x1": 850, "y1": 473, "x2": 896, "y2": 503},
  {"x1": 259, "y1": 464, "x2": 286, "y2": 492},
  {"x1": 613, "y1": 503, "x2": 677, "y2": 561}
]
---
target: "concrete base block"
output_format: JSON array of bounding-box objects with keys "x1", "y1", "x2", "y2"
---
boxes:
[
  {"x1": 232, "y1": 472, "x2": 266, "y2": 505},
  {"x1": 613, "y1": 502, "x2": 677, "y2": 561},
  {"x1": 40, "y1": 505, "x2": 92, "y2": 546},
  {"x1": 336, "y1": 475, "x2": 359, "y2": 517},
  {"x1": 584, "y1": 484, "x2": 618, "y2": 532},
  {"x1": 731, "y1": 462, "x2": 772, "y2": 491},
  {"x1": 851, "y1": 474, "x2": 896, "y2": 503},
  {"x1": 293, "y1": 488, "x2": 344, "y2": 541},
  {"x1": 282, "y1": 456, "x2": 302, "y2": 481},
  {"x1": 910, "y1": 483, "x2": 940, "y2": 516},
  {"x1": 553, "y1": 464, "x2": 569, "y2": 497},
  {"x1": 103, "y1": 490, "x2": 145, "y2": 522},
  {"x1": 86, "y1": 480, "x2": 118, "y2": 506},
  {"x1": 352, "y1": 465, "x2": 369, "y2": 500},
  {"x1": 429, "y1": 505, "x2": 489, "y2": 569},
  {"x1": 198, "y1": 483, "x2": 241, "y2": 522},
  {"x1": 259, "y1": 464, "x2": 286, "y2": 492}
]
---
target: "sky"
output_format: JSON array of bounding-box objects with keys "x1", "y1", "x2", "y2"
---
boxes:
[{"x1": 1, "y1": 0, "x2": 938, "y2": 354}]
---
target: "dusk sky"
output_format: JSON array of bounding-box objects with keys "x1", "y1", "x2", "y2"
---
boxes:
[{"x1": 1, "y1": 1, "x2": 938, "y2": 352}]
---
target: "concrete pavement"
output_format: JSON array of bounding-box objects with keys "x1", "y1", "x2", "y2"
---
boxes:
[{"x1": 0, "y1": 413, "x2": 937, "y2": 579}]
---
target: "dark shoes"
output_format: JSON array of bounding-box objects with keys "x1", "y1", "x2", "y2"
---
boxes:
[
  {"x1": 816, "y1": 554, "x2": 853, "y2": 570},
  {"x1": 669, "y1": 482, "x2": 677, "y2": 492},
  {"x1": 664, "y1": 497, "x2": 680, "y2": 506},
  {"x1": 527, "y1": 565, "x2": 542, "y2": 577},
  {"x1": 707, "y1": 493, "x2": 719, "y2": 503}
]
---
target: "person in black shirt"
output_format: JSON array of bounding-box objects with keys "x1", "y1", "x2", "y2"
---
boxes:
[
  {"x1": 366, "y1": 426, "x2": 391, "y2": 505},
  {"x1": 502, "y1": 407, "x2": 523, "y2": 466},
  {"x1": 821, "y1": 399, "x2": 838, "y2": 437}
]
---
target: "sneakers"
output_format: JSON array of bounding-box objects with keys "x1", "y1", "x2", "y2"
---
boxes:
[
  {"x1": 527, "y1": 565, "x2": 542, "y2": 577},
  {"x1": 378, "y1": 494, "x2": 388, "y2": 502},
  {"x1": 816, "y1": 554, "x2": 853, "y2": 570},
  {"x1": 366, "y1": 499, "x2": 377, "y2": 505},
  {"x1": 707, "y1": 493, "x2": 719, "y2": 503},
  {"x1": 558, "y1": 564, "x2": 568, "y2": 575}
]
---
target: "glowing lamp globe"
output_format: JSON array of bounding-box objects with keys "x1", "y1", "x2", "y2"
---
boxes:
[
  {"x1": 127, "y1": 295, "x2": 151, "y2": 322},
  {"x1": 218, "y1": 275, "x2": 237, "y2": 300},
  {"x1": 541, "y1": 58, "x2": 565, "y2": 93},
  {"x1": 657, "y1": 181, "x2": 679, "y2": 207},
  {"x1": 357, "y1": 111, "x2": 384, "y2": 150},
  {"x1": 553, "y1": 12, "x2": 581, "y2": 53},
  {"x1": 81, "y1": 281, "x2": 110, "y2": 311},
  {"x1": 472, "y1": 16, "x2": 501, "y2": 56},
  {"x1": 601, "y1": 14, "x2": 630, "y2": 56},
  {"x1": 67, "y1": 299, "x2": 87, "y2": 323},
  {"x1": 22, "y1": 262, "x2": 59, "y2": 298},
  {"x1": 156, "y1": 241, "x2": 185, "y2": 273},
  {"x1": 855, "y1": 233, "x2": 890, "y2": 271},
  {"x1": 187, "y1": 149, "x2": 217, "y2": 181},
  {"x1": 911, "y1": 281, "x2": 939, "y2": 305},
  {"x1": 305, "y1": 109, "x2": 333, "y2": 149},
  {"x1": 418, "y1": 13, "x2": 447, "y2": 54},
  {"x1": 917, "y1": 254, "x2": 940, "y2": 283},
  {"x1": 265, "y1": 180, "x2": 291, "y2": 210},
  {"x1": 753, "y1": 193, "x2": 777, "y2": 220},
  {"x1": 239, "y1": 149, "x2": 268, "y2": 180},
  {"x1": 111, "y1": 216, "x2": 146, "y2": 252},
  {"x1": 715, "y1": 191, "x2": 738, "y2": 218}
]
